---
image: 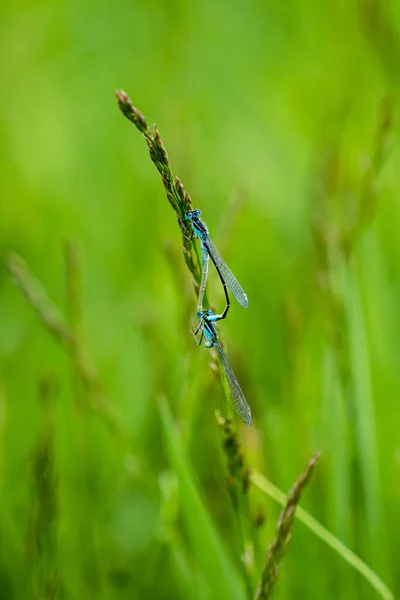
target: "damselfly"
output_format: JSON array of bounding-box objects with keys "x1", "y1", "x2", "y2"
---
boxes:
[
  {"x1": 194, "y1": 309, "x2": 252, "y2": 427},
  {"x1": 185, "y1": 209, "x2": 248, "y2": 313}
]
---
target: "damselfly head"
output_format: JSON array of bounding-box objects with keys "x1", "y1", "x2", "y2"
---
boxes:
[
  {"x1": 186, "y1": 209, "x2": 201, "y2": 219},
  {"x1": 196, "y1": 308, "x2": 214, "y2": 319}
]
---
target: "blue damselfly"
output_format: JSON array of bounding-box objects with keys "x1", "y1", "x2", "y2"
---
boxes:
[
  {"x1": 194, "y1": 309, "x2": 252, "y2": 427},
  {"x1": 185, "y1": 209, "x2": 248, "y2": 313}
]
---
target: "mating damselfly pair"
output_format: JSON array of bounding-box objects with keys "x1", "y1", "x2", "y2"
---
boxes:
[{"x1": 185, "y1": 209, "x2": 252, "y2": 427}]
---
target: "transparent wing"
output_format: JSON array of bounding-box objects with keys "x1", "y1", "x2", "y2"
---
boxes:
[
  {"x1": 215, "y1": 339, "x2": 252, "y2": 427},
  {"x1": 197, "y1": 247, "x2": 209, "y2": 312},
  {"x1": 205, "y1": 237, "x2": 248, "y2": 309}
]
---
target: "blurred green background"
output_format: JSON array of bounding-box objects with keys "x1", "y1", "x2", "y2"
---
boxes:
[{"x1": 1, "y1": 0, "x2": 399, "y2": 598}]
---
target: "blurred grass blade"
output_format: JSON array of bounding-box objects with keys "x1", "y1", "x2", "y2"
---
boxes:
[
  {"x1": 345, "y1": 263, "x2": 389, "y2": 574},
  {"x1": 159, "y1": 398, "x2": 247, "y2": 600},
  {"x1": 321, "y1": 347, "x2": 351, "y2": 543},
  {"x1": 6, "y1": 252, "x2": 125, "y2": 439},
  {"x1": 159, "y1": 471, "x2": 210, "y2": 599},
  {"x1": 251, "y1": 470, "x2": 393, "y2": 600}
]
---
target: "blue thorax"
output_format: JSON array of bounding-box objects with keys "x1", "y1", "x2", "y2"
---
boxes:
[
  {"x1": 197, "y1": 309, "x2": 220, "y2": 347},
  {"x1": 186, "y1": 209, "x2": 208, "y2": 241}
]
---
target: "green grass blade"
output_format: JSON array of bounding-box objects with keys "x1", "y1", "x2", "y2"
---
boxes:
[
  {"x1": 251, "y1": 470, "x2": 393, "y2": 600},
  {"x1": 159, "y1": 397, "x2": 247, "y2": 600},
  {"x1": 345, "y1": 262, "x2": 390, "y2": 576},
  {"x1": 321, "y1": 346, "x2": 352, "y2": 543}
]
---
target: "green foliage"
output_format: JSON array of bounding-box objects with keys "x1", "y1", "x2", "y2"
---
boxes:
[{"x1": 0, "y1": 0, "x2": 399, "y2": 598}]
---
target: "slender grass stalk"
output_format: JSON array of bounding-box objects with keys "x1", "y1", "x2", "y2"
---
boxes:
[
  {"x1": 255, "y1": 453, "x2": 320, "y2": 599},
  {"x1": 116, "y1": 90, "x2": 202, "y2": 291},
  {"x1": 27, "y1": 375, "x2": 61, "y2": 599},
  {"x1": 5, "y1": 253, "x2": 124, "y2": 438},
  {"x1": 7, "y1": 253, "x2": 74, "y2": 348},
  {"x1": 216, "y1": 412, "x2": 250, "y2": 508},
  {"x1": 251, "y1": 469, "x2": 394, "y2": 600},
  {"x1": 64, "y1": 239, "x2": 85, "y2": 412},
  {"x1": 344, "y1": 96, "x2": 395, "y2": 258},
  {"x1": 216, "y1": 412, "x2": 253, "y2": 598},
  {"x1": 64, "y1": 239, "x2": 81, "y2": 333}
]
